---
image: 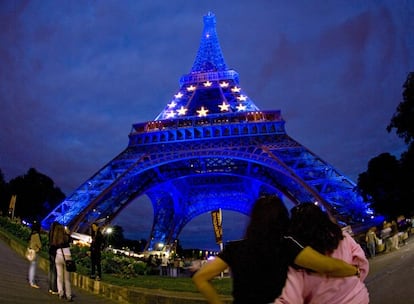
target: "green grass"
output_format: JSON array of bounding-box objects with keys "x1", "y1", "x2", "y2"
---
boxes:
[{"x1": 103, "y1": 274, "x2": 232, "y2": 295}]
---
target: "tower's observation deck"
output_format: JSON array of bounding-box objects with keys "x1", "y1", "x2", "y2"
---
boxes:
[{"x1": 130, "y1": 111, "x2": 284, "y2": 145}]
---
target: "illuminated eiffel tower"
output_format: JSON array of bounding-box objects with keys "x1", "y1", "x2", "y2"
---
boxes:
[{"x1": 42, "y1": 12, "x2": 376, "y2": 250}]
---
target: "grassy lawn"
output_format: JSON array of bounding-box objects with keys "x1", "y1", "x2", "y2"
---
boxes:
[{"x1": 104, "y1": 274, "x2": 232, "y2": 295}]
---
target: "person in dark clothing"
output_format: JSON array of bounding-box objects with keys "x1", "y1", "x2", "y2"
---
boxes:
[
  {"x1": 90, "y1": 223, "x2": 104, "y2": 280},
  {"x1": 48, "y1": 221, "x2": 59, "y2": 295},
  {"x1": 192, "y1": 195, "x2": 360, "y2": 304}
]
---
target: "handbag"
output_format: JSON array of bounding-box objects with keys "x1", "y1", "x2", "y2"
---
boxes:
[
  {"x1": 61, "y1": 248, "x2": 77, "y2": 272},
  {"x1": 26, "y1": 248, "x2": 36, "y2": 261}
]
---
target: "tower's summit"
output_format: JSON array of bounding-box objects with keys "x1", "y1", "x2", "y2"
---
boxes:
[{"x1": 155, "y1": 12, "x2": 260, "y2": 120}]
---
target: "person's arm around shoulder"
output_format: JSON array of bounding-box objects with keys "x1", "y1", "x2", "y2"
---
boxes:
[
  {"x1": 294, "y1": 246, "x2": 359, "y2": 277},
  {"x1": 192, "y1": 256, "x2": 228, "y2": 304},
  {"x1": 346, "y1": 233, "x2": 369, "y2": 280}
]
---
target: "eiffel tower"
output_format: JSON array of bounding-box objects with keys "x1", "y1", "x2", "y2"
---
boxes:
[{"x1": 42, "y1": 12, "x2": 376, "y2": 250}]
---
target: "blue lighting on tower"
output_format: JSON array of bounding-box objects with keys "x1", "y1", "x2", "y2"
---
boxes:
[{"x1": 42, "y1": 12, "x2": 378, "y2": 250}]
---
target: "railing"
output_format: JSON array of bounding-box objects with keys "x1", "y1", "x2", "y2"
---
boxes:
[{"x1": 129, "y1": 111, "x2": 285, "y2": 146}]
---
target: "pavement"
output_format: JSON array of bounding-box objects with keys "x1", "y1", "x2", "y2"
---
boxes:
[
  {"x1": 1, "y1": 234, "x2": 414, "y2": 304},
  {"x1": 365, "y1": 237, "x2": 414, "y2": 303},
  {"x1": 0, "y1": 238, "x2": 117, "y2": 304}
]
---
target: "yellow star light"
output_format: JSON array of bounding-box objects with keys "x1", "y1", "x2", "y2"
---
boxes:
[
  {"x1": 236, "y1": 103, "x2": 247, "y2": 111},
  {"x1": 187, "y1": 85, "x2": 196, "y2": 91},
  {"x1": 197, "y1": 106, "x2": 209, "y2": 117},
  {"x1": 177, "y1": 106, "x2": 188, "y2": 116},
  {"x1": 231, "y1": 86, "x2": 241, "y2": 93},
  {"x1": 218, "y1": 101, "x2": 230, "y2": 112},
  {"x1": 174, "y1": 92, "x2": 184, "y2": 99},
  {"x1": 167, "y1": 101, "x2": 177, "y2": 108},
  {"x1": 203, "y1": 81, "x2": 212, "y2": 87},
  {"x1": 219, "y1": 81, "x2": 229, "y2": 88},
  {"x1": 166, "y1": 110, "x2": 176, "y2": 118},
  {"x1": 237, "y1": 95, "x2": 247, "y2": 101}
]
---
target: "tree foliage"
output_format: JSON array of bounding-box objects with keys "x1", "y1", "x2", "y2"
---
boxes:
[
  {"x1": 1, "y1": 168, "x2": 65, "y2": 221},
  {"x1": 358, "y1": 72, "x2": 414, "y2": 219},
  {"x1": 357, "y1": 153, "x2": 407, "y2": 218},
  {"x1": 0, "y1": 169, "x2": 8, "y2": 216},
  {"x1": 106, "y1": 225, "x2": 125, "y2": 248},
  {"x1": 387, "y1": 72, "x2": 414, "y2": 144},
  {"x1": 400, "y1": 142, "x2": 414, "y2": 206}
]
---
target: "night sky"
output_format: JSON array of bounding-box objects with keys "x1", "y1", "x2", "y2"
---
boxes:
[{"x1": 1, "y1": 1, "x2": 413, "y2": 250}]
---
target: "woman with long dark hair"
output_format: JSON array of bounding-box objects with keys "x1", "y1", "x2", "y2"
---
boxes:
[
  {"x1": 275, "y1": 203, "x2": 369, "y2": 304},
  {"x1": 51, "y1": 224, "x2": 73, "y2": 301},
  {"x1": 192, "y1": 196, "x2": 360, "y2": 304}
]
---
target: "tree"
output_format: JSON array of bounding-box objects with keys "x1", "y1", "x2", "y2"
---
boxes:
[
  {"x1": 7, "y1": 168, "x2": 65, "y2": 221},
  {"x1": 400, "y1": 143, "x2": 414, "y2": 209},
  {"x1": 388, "y1": 72, "x2": 414, "y2": 216},
  {"x1": 105, "y1": 225, "x2": 125, "y2": 248},
  {"x1": 0, "y1": 169, "x2": 9, "y2": 216},
  {"x1": 387, "y1": 72, "x2": 414, "y2": 144},
  {"x1": 357, "y1": 153, "x2": 406, "y2": 218},
  {"x1": 358, "y1": 72, "x2": 414, "y2": 218}
]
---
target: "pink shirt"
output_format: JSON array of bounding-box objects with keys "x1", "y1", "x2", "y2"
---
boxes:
[{"x1": 275, "y1": 233, "x2": 369, "y2": 304}]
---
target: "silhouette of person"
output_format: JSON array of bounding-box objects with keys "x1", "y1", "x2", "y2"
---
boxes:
[
  {"x1": 90, "y1": 223, "x2": 104, "y2": 280},
  {"x1": 48, "y1": 221, "x2": 59, "y2": 294}
]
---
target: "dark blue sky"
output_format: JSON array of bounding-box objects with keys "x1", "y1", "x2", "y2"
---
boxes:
[{"x1": 1, "y1": 1, "x2": 413, "y2": 250}]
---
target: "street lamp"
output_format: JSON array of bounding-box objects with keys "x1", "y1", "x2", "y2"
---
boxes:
[{"x1": 105, "y1": 227, "x2": 113, "y2": 248}]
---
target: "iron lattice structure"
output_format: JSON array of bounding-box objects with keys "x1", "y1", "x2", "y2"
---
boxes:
[{"x1": 42, "y1": 12, "x2": 376, "y2": 250}]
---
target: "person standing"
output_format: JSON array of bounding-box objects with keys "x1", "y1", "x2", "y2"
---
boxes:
[
  {"x1": 52, "y1": 224, "x2": 73, "y2": 301},
  {"x1": 380, "y1": 221, "x2": 392, "y2": 253},
  {"x1": 160, "y1": 254, "x2": 169, "y2": 276},
  {"x1": 390, "y1": 220, "x2": 400, "y2": 250},
  {"x1": 172, "y1": 258, "x2": 180, "y2": 277},
  {"x1": 90, "y1": 223, "x2": 104, "y2": 281},
  {"x1": 48, "y1": 221, "x2": 59, "y2": 294},
  {"x1": 146, "y1": 254, "x2": 157, "y2": 275},
  {"x1": 275, "y1": 203, "x2": 369, "y2": 304},
  {"x1": 28, "y1": 221, "x2": 42, "y2": 288},
  {"x1": 365, "y1": 227, "x2": 378, "y2": 258},
  {"x1": 192, "y1": 196, "x2": 359, "y2": 304}
]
